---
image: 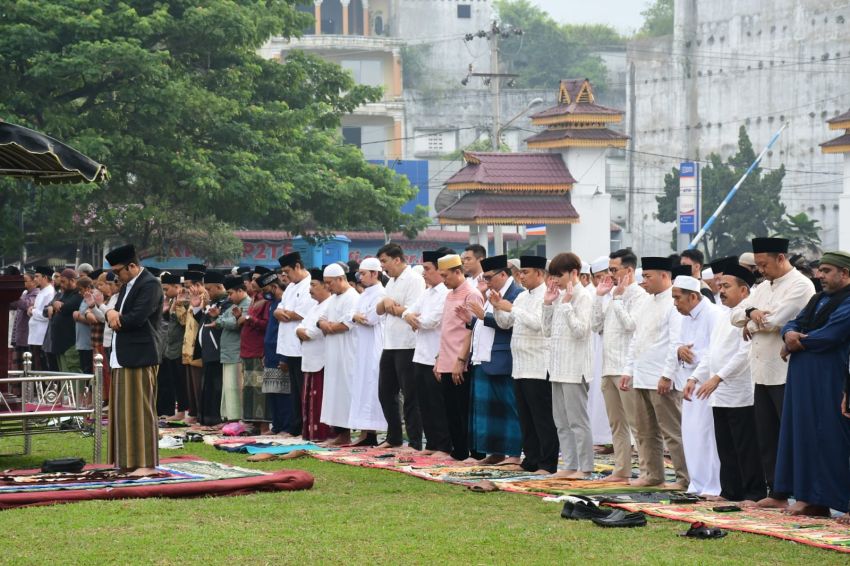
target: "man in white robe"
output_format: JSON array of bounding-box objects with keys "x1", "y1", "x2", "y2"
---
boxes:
[
  {"x1": 319, "y1": 263, "x2": 360, "y2": 446},
  {"x1": 674, "y1": 276, "x2": 723, "y2": 496},
  {"x1": 27, "y1": 266, "x2": 55, "y2": 369},
  {"x1": 588, "y1": 255, "x2": 613, "y2": 448},
  {"x1": 348, "y1": 258, "x2": 387, "y2": 443}
]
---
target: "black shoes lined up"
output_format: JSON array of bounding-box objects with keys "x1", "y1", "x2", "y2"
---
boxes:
[{"x1": 561, "y1": 497, "x2": 647, "y2": 527}]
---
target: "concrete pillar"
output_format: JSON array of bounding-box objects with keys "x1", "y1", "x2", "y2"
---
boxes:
[
  {"x1": 392, "y1": 48, "x2": 402, "y2": 97},
  {"x1": 840, "y1": 155, "x2": 850, "y2": 251},
  {"x1": 313, "y1": 0, "x2": 322, "y2": 35},
  {"x1": 341, "y1": 0, "x2": 350, "y2": 35},
  {"x1": 546, "y1": 225, "x2": 572, "y2": 257},
  {"x1": 468, "y1": 225, "x2": 479, "y2": 245},
  {"x1": 390, "y1": 118, "x2": 402, "y2": 159},
  {"x1": 493, "y1": 225, "x2": 504, "y2": 256},
  {"x1": 362, "y1": 0, "x2": 370, "y2": 36}
]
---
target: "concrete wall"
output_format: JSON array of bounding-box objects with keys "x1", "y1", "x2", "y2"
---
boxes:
[{"x1": 625, "y1": 0, "x2": 850, "y2": 256}]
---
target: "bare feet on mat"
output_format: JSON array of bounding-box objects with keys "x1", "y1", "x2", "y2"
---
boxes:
[
  {"x1": 420, "y1": 449, "x2": 435, "y2": 456},
  {"x1": 127, "y1": 467, "x2": 159, "y2": 477},
  {"x1": 566, "y1": 471, "x2": 592, "y2": 480},
  {"x1": 495, "y1": 457, "x2": 522, "y2": 466},
  {"x1": 836, "y1": 514, "x2": 850, "y2": 525},
  {"x1": 630, "y1": 476, "x2": 662, "y2": 487},
  {"x1": 663, "y1": 482, "x2": 689, "y2": 490},
  {"x1": 601, "y1": 474, "x2": 631, "y2": 483},
  {"x1": 165, "y1": 412, "x2": 185, "y2": 422},
  {"x1": 745, "y1": 496, "x2": 788, "y2": 509},
  {"x1": 481, "y1": 454, "x2": 506, "y2": 465},
  {"x1": 375, "y1": 441, "x2": 400, "y2": 450},
  {"x1": 551, "y1": 469, "x2": 577, "y2": 479},
  {"x1": 783, "y1": 501, "x2": 831, "y2": 517},
  {"x1": 702, "y1": 495, "x2": 727, "y2": 502},
  {"x1": 431, "y1": 451, "x2": 453, "y2": 460}
]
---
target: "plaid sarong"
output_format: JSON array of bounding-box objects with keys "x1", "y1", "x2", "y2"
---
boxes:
[
  {"x1": 109, "y1": 365, "x2": 159, "y2": 469},
  {"x1": 469, "y1": 366, "x2": 522, "y2": 457}
]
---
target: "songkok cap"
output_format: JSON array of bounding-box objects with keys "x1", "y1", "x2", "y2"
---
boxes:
[
  {"x1": 161, "y1": 273, "x2": 181, "y2": 285},
  {"x1": 224, "y1": 275, "x2": 244, "y2": 290},
  {"x1": 438, "y1": 254, "x2": 462, "y2": 270},
  {"x1": 184, "y1": 270, "x2": 204, "y2": 282},
  {"x1": 710, "y1": 256, "x2": 739, "y2": 275},
  {"x1": 90, "y1": 269, "x2": 104, "y2": 280},
  {"x1": 106, "y1": 272, "x2": 118, "y2": 282},
  {"x1": 672, "y1": 264, "x2": 692, "y2": 278},
  {"x1": 77, "y1": 263, "x2": 94, "y2": 274},
  {"x1": 591, "y1": 256, "x2": 610, "y2": 275},
  {"x1": 257, "y1": 271, "x2": 279, "y2": 288},
  {"x1": 359, "y1": 257, "x2": 382, "y2": 272},
  {"x1": 819, "y1": 250, "x2": 850, "y2": 271},
  {"x1": 480, "y1": 255, "x2": 508, "y2": 272},
  {"x1": 253, "y1": 266, "x2": 271, "y2": 276},
  {"x1": 635, "y1": 268, "x2": 644, "y2": 284},
  {"x1": 308, "y1": 268, "x2": 323, "y2": 281},
  {"x1": 724, "y1": 264, "x2": 757, "y2": 287},
  {"x1": 60, "y1": 268, "x2": 77, "y2": 280},
  {"x1": 507, "y1": 258, "x2": 521, "y2": 270},
  {"x1": 519, "y1": 255, "x2": 547, "y2": 270},
  {"x1": 641, "y1": 256, "x2": 673, "y2": 272},
  {"x1": 147, "y1": 266, "x2": 162, "y2": 277},
  {"x1": 3, "y1": 266, "x2": 20, "y2": 276},
  {"x1": 738, "y1": 252, "x2": 756, "y2": 267},
  {"x1": 422, "y1": 251, "x2": 442, "y2": 266},
  {"x1": 673, "y1": 275, "x2": 701, "y2": 293},
  {"x1": 278, "y1": 252, "x2": 302, "y2": 268},
  {"x1": 752, "y1": 237, "x2": 788, "y2": 254},
  {"x1": 35, "y1": 266, "x2": 53, "y2": 277},
  {"x1": 580, "y1": 262, "x2": 591, "y2": 275},
  {"x1": 187, "y1": 263, "x2": 207, "y2": 273},
  {"x1": 323, "y1": 263, "x2": 345, "y2": 278},
  {"x1": 701, "y1": 267, "x2": 715, "y2": 281},
  {"x1": 105, "y1": 244, "x2": 136, "y2": 266},
  {"x1": 203, "y1": 271, "x2": 226, "y2": 285}
]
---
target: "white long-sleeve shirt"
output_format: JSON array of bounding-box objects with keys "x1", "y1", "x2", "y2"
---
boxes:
[
  {"x1": 495, "y1": 282, "x2": 548, "y2": 380},
  {"x1": 405, "y1": 283, "x2": 449, "y2": 366},
  {"x1": 591, "y1": 282, "x2": 647, "y2": 376},
  {"x1": 298, "y1": 298, "x2": 330, "y2": 373},
  {"x1": 729, "y1": 268, "x2": 814, "y2": 386},
  {"x1": 382, "y1": 265, "x2": 425, "y2": 350},
  {"x1": 692, "y1": 312, "x2": 753, "y2": 408},
  {"x1": 622, "y1": 287, "x2": 682, "y2": 390},
  {"x1": 27, "y1": 285, "x2": 55, "y2": 346},
  {"x1": 276, "y1": 275, "x2": 316, "y2": 358},
  {"x1": 673, "y1": 298, "x2": 723, "y2": 390},
  {"x1": 543, "y1": 283, "x2": 593, "y2": 384}
]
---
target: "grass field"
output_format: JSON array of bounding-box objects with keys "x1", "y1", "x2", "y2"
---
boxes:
[{"x1": 0, "y1": 432, "x2": 846, "y2": 565}]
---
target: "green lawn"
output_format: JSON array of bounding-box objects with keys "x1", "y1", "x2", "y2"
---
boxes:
[{"x1": 0, "y1": 433, "x2": 845, "y2": 565}]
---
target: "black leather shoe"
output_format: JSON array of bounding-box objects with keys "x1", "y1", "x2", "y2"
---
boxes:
[
  {"x1": 560, "y1": 501, "x2": 575, "y2": 519},
  {"x1": 591, "y1": 509, "x2": 647, "y2": 528},
  {"x1": 570, "y1": 501, "x2": 615, "y2": 520}
]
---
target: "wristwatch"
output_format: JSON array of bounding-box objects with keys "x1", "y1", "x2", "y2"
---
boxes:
[{"x1": 745, "y1": 307, "x2": 757, "y2": 319}]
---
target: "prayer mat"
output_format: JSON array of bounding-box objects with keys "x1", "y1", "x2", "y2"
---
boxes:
[
  {"x1": 496, "y1": 477, "x2": 667, "y2": 497},
  {"x1": 205, "y1": 435, "x2": 312, "y2": 447},
  {"x1": 607, "y1": 501, "x2": 850, "y2": 554},
  {"x1": 213, "y1": 443, "x2": 321, "y2": 455},
  {"x1": 0, "y1": 455, "x2": 313, "y2": 509}
]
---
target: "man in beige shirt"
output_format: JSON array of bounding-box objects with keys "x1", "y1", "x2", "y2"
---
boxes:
[{"x1": 730, "y1": 237, "x2": 814, "y2": 508}]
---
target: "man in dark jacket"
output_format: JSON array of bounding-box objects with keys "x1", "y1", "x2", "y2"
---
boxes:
[{"x1": 105, "y1": 244, "x2": 163, "y2": 475}]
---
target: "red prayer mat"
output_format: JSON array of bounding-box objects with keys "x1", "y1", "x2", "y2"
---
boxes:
[{"x1": 0, "y1": 455, "x2": 313, "y2": 510}]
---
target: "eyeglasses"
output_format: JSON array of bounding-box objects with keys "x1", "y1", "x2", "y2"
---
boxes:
[
  {"x1": 111, "y1": 264, "x2": 129, "y2": 276},
  {"x1": 482, "y1": 271, "x2": 502, "y2": 282}
]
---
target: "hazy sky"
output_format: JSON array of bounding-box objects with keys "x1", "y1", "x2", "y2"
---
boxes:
[{"x1": 526, "y1": 0, "x2": 648, "y2": 34}]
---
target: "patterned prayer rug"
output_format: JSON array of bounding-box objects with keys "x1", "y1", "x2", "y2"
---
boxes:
[
  {"x1": 0, "y1": 456, "x2": 313, "y2": 509},
  {"x1": 608, "y1": 501, "x2": 850, "y2": 554}
]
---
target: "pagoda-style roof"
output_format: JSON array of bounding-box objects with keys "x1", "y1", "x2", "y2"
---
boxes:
[
  {"x1": 444, "y1": 152, "x2": 575, "y2": 192},
  {"x1": 820, "y1": 132, "x2": 850, "y2": 154},
  {"x1": 525, "y1": 127, "x2": 629, "y2": 150},
  {"x1": 530, "y1": 79, "x2": 624, "y2": 127},
  {"x1": 437, "y1": 193, "x2": 579, "y2": 225},
  {"x1": 827, "y1": 109, "x2": 850, "y2": 130}
]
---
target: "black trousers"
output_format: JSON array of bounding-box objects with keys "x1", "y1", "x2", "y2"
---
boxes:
[
  {"x1": 78, "y1": 349, "x2": 93, "y2": 375},
  {"x1": 156, "y1": 357, "x2": 186, "y2": 416},
  {"x1": 414, "y1": 362, "x2": 452, "y2": 453},
  {"x1": 514, "y1": 378, "x2": 559, "y2": 473},
  {"x1": 283, "y1": 356, "x2": 303, "y2": 436},
  {"x1": 200, "y1": 361, "x2": 223, "y2": 426},
  {"x1": 713, "y1": 406, "x2": 767, "y2": 502},
  {"x1": 753, "y1": 384, "x2": 788, "y2": 498},
  {"x1": 379, "y1": 349, "x2": 423, "y2": 449},
  {"x1": 440, "y1": 371, "x2": 471, "y2": 460}
]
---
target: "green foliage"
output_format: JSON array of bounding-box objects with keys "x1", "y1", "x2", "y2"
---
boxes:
[
  {"x1": 0, "y1": 0, "x2": 424, "y2": 263},
  {"x1": 637, "y1": 0, "x2": 675, "y2": 38},
  {"x1": 400, "y1": 44, "x2": 430, "y2": 90},
  {"x1": 656, "y1": 126, "x2": 820, "y2": 258},
  {"x1": 443, "y1": 136, "x2": 511, "y2": 161},
  {"x1": 495, "y1": 0, "x2": 623, "y2": 91}
]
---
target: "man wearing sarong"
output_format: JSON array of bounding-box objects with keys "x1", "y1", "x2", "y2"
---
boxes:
[
  {"x1": 776, "y1": 251, "x2": 850, "y2": 516},
  {"x1": 105, "y1": 244, "x2": 163, "y2": 476},
  {"x1": 296, "y1": 269, "x2": 333, "y2": 441}
]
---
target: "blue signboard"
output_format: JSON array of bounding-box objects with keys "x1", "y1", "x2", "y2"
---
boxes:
[{"x1": 678, "y1": 161, "x2": 700, "y2": 235}]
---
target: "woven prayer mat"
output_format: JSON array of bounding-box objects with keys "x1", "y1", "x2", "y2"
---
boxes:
[
  {"x1": 0, "y1": 455, "x2": 313, "y2": 509},
  {"x1": 606, "y1": 500, "x2": 850, "y2": 554}
]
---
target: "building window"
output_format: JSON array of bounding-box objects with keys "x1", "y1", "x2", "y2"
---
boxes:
[
  {"x1": 457, "y1": 4, "x2": 471, "y2": 19},
  {"x1": 413, "y1": 129, "x2": 457, "y2": 155},
  {"x1": 343, "y1": 127, "x2": 362, "y2": 148},
  {"x1": 341, "y1": 59, "x2": 384, "y2": 87}
]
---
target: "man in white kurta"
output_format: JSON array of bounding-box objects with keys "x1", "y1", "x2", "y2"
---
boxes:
[
  {"x1": 348, "y1": 258, "x2": 388, "y2": 435},
  {"x1": 27, "y1": 268, "x2": 55, "y2": 369},
  {"x1": 588, "y1": 256, "x2": 613, "y2": 447},
  {"x1": 674, "y1": 276, "x2": 723, "y2": 496},
  {"x1": 318, "y1": 264, "x2": 360, "y2": 444}
]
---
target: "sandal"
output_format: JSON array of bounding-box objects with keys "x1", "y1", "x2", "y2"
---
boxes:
[{"x1": 680, "y1": 521, "x2": 728, "y2": 539}]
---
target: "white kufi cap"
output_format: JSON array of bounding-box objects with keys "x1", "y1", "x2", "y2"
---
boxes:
[{"x1": 673, "y1": 275, "x2": 701, "y2": 293}]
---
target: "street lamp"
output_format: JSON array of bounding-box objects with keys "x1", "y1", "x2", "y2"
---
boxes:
[{"x1": 493, "y1": 97, "x2": 544, "y2": 151}]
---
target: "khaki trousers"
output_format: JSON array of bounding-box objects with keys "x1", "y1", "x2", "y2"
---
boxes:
[
  {"x1": 633, "y1": 388, "x2": 689, "y2": 486},
  {"x1": 600, "y1": 375, "x2": 638, "y2": 478}
]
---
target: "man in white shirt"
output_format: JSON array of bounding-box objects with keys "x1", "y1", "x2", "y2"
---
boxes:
[
  {"x1": 730, "y1": 237, "x2": 814, "y2": 507},
  {"x1": 376, "y1": 243, "x2": 426, "y2": 449},
  {"x1": 275, "y1": 252, "x2": 316, "y2": 436},
  {"x1": 620, "y1": 256, "x2": 688, "y2": 489},
  {"x1": 588, "y1": 255, "x2": 613, "y2": 450},
  {"x1": 593, "y1": 249, "x2": 646, "y2": 482},
  {"x1": 461, "y1": 244, "x2": 486, "y2": 283},
  {"x1": 492, "y1": 256, "x2": 558, "y2": 474},
  {"x1": 675, "y1": 276, "x2": 724, "y2": 496},
  {"x1": 403, "y1": 250, "x2": 452, "y2": 457},
  {"x1": 693, "y1": 265, "x2": 766, "y2": 502},
  {"x1": 27, "y1": 266, "x2": 55, "y2": 370}
]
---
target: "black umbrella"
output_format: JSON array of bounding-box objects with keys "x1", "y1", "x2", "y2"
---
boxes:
[{"x1": 0, "y1": 120, "x2": 108, "y2": 184}]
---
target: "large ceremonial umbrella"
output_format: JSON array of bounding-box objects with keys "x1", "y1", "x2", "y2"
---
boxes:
[{"x1": 0, "y1": 120, "x2": 108, "y2": 184}]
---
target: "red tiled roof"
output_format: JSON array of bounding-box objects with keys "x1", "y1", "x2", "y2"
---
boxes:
[
  {"x1": 444, "y1": 152, "x2": 575, "y2": 189},
  {"x1": 531, "y1": 102, "x2": 625, "y2": 120},
  {"x1": 437, "y1": 193, "x2": 579, "y2": 225},
  {"x1": 820, "y1": 132, "x2": 850, "y2": 153},
  {"x1": 525, "y1": 128, "x2": 630, "y2": 144},
  {"x1": 233, "y1": 229, "x2": 520, "y2": 243},
  {"x1": 827, "y1": 109, "x2": 850, "y2": 125}
]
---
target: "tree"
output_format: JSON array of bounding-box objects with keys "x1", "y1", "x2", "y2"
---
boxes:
[
  {"x1": 656, "y1": 126, "x2": 821, "y2": 258},
  {"x1": 495, "y1": 0, "x2": 621, "y2": 92},
  {"x1": 637, "y1": 0, "x2": 674, "y2": 38},
  {"x1": 0, "y1": 0, "x2": 427, "y2": 263}
]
